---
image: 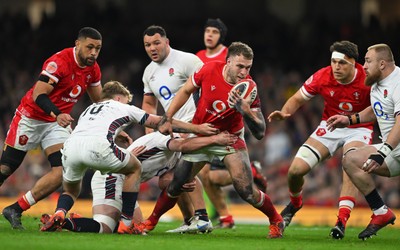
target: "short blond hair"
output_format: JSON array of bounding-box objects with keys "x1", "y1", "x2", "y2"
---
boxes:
[
  {"x1": 101, "y1": 81, "x2": 133, "y2": 102},
  {"x1": 368, "y1": 43, "x2": 394, "y2": 62}
]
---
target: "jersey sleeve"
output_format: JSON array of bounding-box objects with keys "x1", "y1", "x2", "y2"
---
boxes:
[
  {"x1": 250, "y1": 95, "x2": 261, "y2": 109},
  {"x1": 192, "y1": 63, "x2": 208, "y2": 88},
  {"x1": 89, "y1": 64, "x2": 101, "y2": 87},
  {"x1": 142, "y1": 65, "x2": 153, "y2": 94},
  {"x1": 128, "y1": 105, "x2": 148, "y2": 124},
  {"x1": 183, "y1": 54, "x2": 204, "y2": 78},
  {"x1": 41, "y1": 55, "x2": 68, "y2": 84},
  {"x1": 393, "y1": 81, "x2": 400, "y2": 116},
  {"x1": 300, "y1": 68, "x2": 326, "y2": 100}
]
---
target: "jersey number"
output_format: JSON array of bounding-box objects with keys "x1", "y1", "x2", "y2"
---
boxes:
[{"x1": 82, "y1": 105, "x2": 104, "y2": 117}]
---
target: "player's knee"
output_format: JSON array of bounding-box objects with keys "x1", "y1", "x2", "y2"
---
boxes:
[
  {"x1": 167, "y1": 182, "x2": 183, "y2": 197},
  {"x1": 342, "y1": 149, "x2": 359, "y2": 171},
  {"x1": 232, "y1": 182, "x2": 253, "y2": 202},
  {"x1": 0, "y1": 146, "x2": 26, "y2": 183},
  {"x1": 287, "y1": 164, "x2": 309, "y2": 178},
  {"x1": 48, "y1": 151, "x2": 62, "y2": 167},
  {"x1": 93, "y1": 214, "x2": 117, "y2": 233},
  {"x1": 293, "y1": 144, "x2": 321, "y2": 174}
]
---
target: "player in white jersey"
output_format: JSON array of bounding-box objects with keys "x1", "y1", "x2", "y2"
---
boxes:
[
  {"x1": 40, "y1": 81, "x2": 219, "y2": 232},
  {"x1": 40, "y1": 131, "x2": 237, "y2": 233},
  {"x1": 141, "y1": 25, "x2": 211, "y2": 232},
  {"x1": 142, "y1": 27, "x2": 203, "y2": 123},
  {"x1": 327, "y1": 44, "x2": 399, "y2": 240}
]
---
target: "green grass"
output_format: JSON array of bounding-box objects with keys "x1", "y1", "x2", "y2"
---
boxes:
[{"x1": 1, "y1": 216, "x2": 400, "y2": 250}]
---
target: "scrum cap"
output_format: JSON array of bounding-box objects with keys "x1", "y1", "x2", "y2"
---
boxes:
[{"x1": 205, "y1": 18, "x2": 227, "y2": 44}]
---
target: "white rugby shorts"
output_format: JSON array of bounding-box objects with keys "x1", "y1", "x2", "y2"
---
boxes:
[
  {"x1": 310, "y1": 121, "x2": 372, "y2": 156},
  {"x1": 5, "y1": 112, "x2": 71, "y2": 151},
  {"x1": 62, "y1": 137, "x2": 131, "y2": 182}
]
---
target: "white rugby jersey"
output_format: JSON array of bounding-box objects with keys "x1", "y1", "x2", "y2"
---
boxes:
[
  {"x1": 70, "y1": 100, "x2": 147, "y2": 141},
  {"x1": 127, "y1": 131, "x2": 180, "y2": 182},
  {"x1": 370, "y1": 66, "x2": 400, "y2": 141},
  {"x1": 142, "y1": 48, "x2": 203, "y2": 122}
]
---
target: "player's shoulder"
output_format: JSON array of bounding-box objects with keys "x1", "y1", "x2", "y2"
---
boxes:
[
  {"x1": 196, "y1": 49, "x2": 206, "y2": 58},
  {"x1": 172, "y1": 48, "x2": 201, "y2": 62},
  {"x1": 304, "y1": 66, "x2": 332, "y2": 85},
  {"x1": 200, "y1": 60, "x2": 224, "y2": 72},
  {"x1": 48, "y1": 47, "x2": 73, "y2": 62}
]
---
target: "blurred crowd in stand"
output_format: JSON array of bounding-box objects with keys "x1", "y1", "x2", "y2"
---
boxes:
[{"x1": 0, "y1": 0, "x2": 399, "y2": 209}]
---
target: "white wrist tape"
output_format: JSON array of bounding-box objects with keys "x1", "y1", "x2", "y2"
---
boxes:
[{"x1": 378, "y1": 143, "x2": 393, "y2": 157}]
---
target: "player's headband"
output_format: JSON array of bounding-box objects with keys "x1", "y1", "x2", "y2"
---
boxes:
[{"x1": 331, "y1": 51, "x2": 355, "y2": 65}]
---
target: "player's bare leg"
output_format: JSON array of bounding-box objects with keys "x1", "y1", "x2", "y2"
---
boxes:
[
  {"x1": 224, "y1": 151, "x2": 283, "y2": 238},
  {"x1": 3, "y1": 144, "x2": 63, "y2": 229},
  {"x1": 202, "y1": 167, "x2": 235, "y2": 228},
  {"x1": 282, "y1": 138, "x2": 330, "y2": 227},
  {"x1": 330, "y1": 141, "x2": 364, "y2": 239}
]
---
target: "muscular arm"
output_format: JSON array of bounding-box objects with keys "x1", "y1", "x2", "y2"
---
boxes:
[
  {"x1": 384, "y1": 114, "x2": 400, "y2": 149},
  {"x1": 359, "y1": 106, "x2": 377, "y2": 123},
  {"x1": 281, "y1": 89, "x2": 308, "y2": 114},
  {"x1": 327, "y1": 106, "x2": 376, "y2": 131},
  {"x1": 86, "y1": 84, "x2": 103, "y2": 103},
  {"x1": 142, "y1": 95, "x2": 158, "y2": 115},
  {"x1": 144, "y1": 114, "x2": 218, "y2": 135},
  {"x1": 158, "y1": 78, "x2": 196, "y2": 135},
  {"x1": 168, "y1": 131, "x2": 237, "y2": 152},
  {"x1": 142, "y1": 95, "x2": 158, "y2": 134},
  {"x1": 229, "y1": 89, "x2": 266, "y2": 140},
  {"x1": 32, "y1": 80, "x2": 73, "y2": 126},
  {"x1": 243, "y1": 109, "x2": 266, "y2": 140},
  {"x1": 165, "y1": 78, "x2": 196, "y2": 119},
  {"x1": 32, "y1": 80, "x2": 54, "y2": 100}
]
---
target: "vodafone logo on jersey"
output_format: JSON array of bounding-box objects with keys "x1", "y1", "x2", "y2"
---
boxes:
[
  {"x1": 339, "y1": 102, "x2": 353, "y2": 112},
  {"x1": 69, "y1": 85, "x2": 82, "y2": 98},
  {"x1": 212, "y1": 100, "x2": 226, "y2": 113}
]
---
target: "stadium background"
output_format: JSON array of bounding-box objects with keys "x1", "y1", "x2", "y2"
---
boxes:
[{"x1": 0, "y1": 0, "x2": 400, "y2": 224}]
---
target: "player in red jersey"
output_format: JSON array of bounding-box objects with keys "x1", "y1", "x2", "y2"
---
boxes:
[
  {"x1": 196, "y1": 18, "x2": 228, "y2": 63},
  {"x1": 268, "y1": 41, "x2": 373, "y2": 239},
  {"x1": 141, "y1": 42, "x2": 284, "y2": 239},
  {"x1": 1, "y1": 27, "x2": 103, "y2": 229},
  {"x1": 194, "y1": 18, "x2": 268, "y2": 229}
]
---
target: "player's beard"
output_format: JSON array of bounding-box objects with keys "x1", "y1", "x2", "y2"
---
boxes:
[
  {"x1": 365, "y1": 72, "x2": 380, "y2": 86},
  {"x1": 78, "y1": 50, "x2": 96, "y2": 66}
]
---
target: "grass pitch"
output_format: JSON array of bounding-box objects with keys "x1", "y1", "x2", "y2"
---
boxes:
[{"x1": 1, "y1": 215, "x2": 399, "y2": 250}]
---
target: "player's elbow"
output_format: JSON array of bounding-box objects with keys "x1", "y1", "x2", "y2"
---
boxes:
[
  {"x1": 251, "y1": 124, "x2": 266, "y2": 140},
  {"x1": 253, "y1": 130, "x2": 265, "y2": 140}
]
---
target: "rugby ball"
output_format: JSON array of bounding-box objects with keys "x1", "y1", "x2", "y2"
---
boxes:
[{"x1": 228, "y1": 79, "x2": 258, "y2": 108}]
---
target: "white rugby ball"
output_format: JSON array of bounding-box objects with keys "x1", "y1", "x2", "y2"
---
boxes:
[{"x1": 228, "y1": 79, "x2": 258, "y2": 108}]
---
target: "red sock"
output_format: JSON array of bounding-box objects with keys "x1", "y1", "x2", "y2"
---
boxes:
[
  {"x1": 337, "y1": 196, "x2": 355, "y2": 226},
  {"x1": 17, "y1": 196, "x2": 31, "y2": 211},
  {"x1": 147, "y1": 189, "x2": 178, "y2": 225},
  {"x1": 289, "y1": 190, "x2": 303, "y2": 208},
  {"x1": 253, "y1": 190, "x2": 281, "y2": 223}
]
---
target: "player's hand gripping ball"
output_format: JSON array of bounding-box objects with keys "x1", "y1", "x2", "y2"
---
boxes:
[{"x1": 228, "y1": 79, "x2": 258, "y2": 108}]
